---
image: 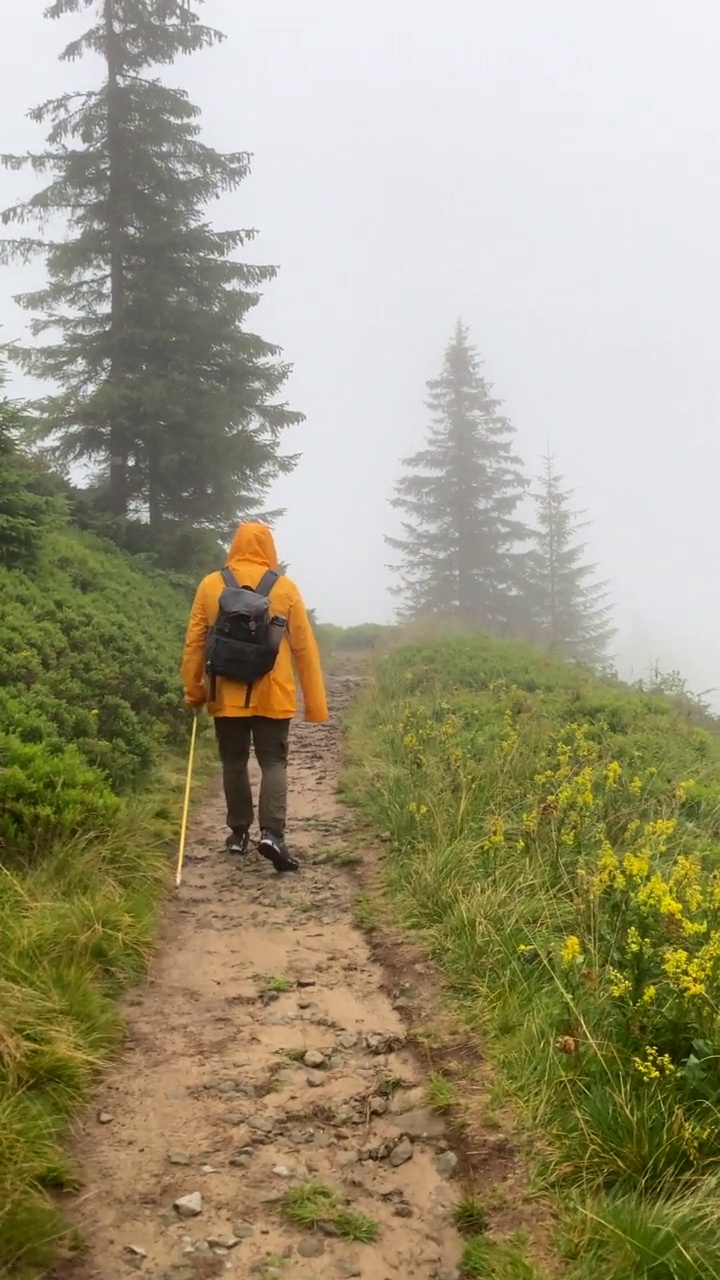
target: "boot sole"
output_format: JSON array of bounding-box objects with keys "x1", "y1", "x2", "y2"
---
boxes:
[{"x1": 258, "y1": 841, "x2": 300, "y2": 873}]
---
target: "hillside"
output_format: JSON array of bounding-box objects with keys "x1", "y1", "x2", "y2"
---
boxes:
[
  {"x1": 346, "y1": 635, "x2": 720, "y2": 1279},
  {"x1": 0, "y1": 429, "x2": 196, "y2": 1272}
]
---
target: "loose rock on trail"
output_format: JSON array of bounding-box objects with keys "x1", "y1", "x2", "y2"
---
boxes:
[{"x1": 55, "y1": 678, "x2": 463, "y2": 1280}]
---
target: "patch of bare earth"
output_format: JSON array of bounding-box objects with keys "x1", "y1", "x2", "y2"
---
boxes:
[{"x1": 48, "y1": 678, "x2": 473, "y2": 1280}]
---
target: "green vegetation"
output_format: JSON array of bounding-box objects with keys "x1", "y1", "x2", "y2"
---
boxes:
[
  {"x1": 281, "y1": 1181, "x2": 379, "y2": 1242},
  {"x1": 453, "y1": 1194, "x2": 489, "y2": 1236},
  {"x1": 427, "y1": 1071, "x2": 459, "y2": 1114},
  {"x1": 347, "y1": 635, "x2": 720, "y2": 1280},
  {"x1": 2, "y1": 0, "x2": 299, "y2": 535},
  {"x1": 0, "y1": 419, "x2": 198, "y2": 1274}
]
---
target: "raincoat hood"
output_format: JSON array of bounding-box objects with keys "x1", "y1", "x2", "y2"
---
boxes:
[{"x1": 227, "y1": 522, "x2": 278, "y2": 571}]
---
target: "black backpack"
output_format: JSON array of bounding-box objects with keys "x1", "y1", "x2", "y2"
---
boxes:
[{"x1": 205, "y1": 567, "x2": 287, "y2": 705}]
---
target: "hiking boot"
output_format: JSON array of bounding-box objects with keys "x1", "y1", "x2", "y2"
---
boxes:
[
  {"x1": 225, "y1": 828, "x2": 250, "y2": 856},
  {"x1": 258, "y1": 829, "x2": 299, "y2": 873}
]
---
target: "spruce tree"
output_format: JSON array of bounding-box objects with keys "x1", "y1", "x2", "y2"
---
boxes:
[
  {"x1": 387, "y1": 321, "x2": 529, "y2": 631},
  {"x1": 1, "y1": 0, "x2": 300, "y2": 533},
  {"x1": 526, "y1": 450, "x2": 614, "y2": 665}
]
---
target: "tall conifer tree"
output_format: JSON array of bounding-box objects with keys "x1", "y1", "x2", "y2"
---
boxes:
[
  {"x1": 387, "y1": 321, "x2": 529, "y2": 630},
  {"x1": 1, "y1": 0, "x2": 300, "y2": 532},
  {"x1": 526, "y1": 451, "x2": 614, "y2": 664}
]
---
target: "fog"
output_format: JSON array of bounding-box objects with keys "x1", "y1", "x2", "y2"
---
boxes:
[{"x1": 2, "y1": 1, "x2": 719, "y2": 696}]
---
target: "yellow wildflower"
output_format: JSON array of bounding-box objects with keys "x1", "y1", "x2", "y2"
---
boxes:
[
  {"x1": 609, "y1": 969, "x2": 631, "y2": 998},
  {"x1": 632, "y1": 1045, "x2": 675, "y2": 1081},
  {"x1": 560, "y1": 935, "x2": 582, "y2": 965},
  {"x1": 605, "y1": 760, "x2": 622, "y2": 787},
  {"x1": 626, "y1": 926, "x2": 643, "y2": 955},
  {"x1": 622, "y1": 850, "x2": 651, "y2": 879}
]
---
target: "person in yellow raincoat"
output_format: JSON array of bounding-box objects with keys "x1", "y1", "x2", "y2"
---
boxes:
[{"x1": 181, "y1": 522, "x2": 328, "y2": 872}]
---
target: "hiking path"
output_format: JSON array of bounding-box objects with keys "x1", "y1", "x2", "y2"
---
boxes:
[{"x1": 54, "y1": 676, "x2": 463, "y2": 1280}]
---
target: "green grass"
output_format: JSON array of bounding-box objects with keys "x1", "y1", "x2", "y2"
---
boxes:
[
  {"x1": 346, "y1": 634, "x2": 720, "y2": 1280},
  {"x1": 281, "y1": 1181, "x2": 379, "y2": 1242},
  {"x1": 265, "y1": 976, "x2": 294, "y2": 994},
  {"x1": 453, "y1": 1194, "x2": 489, "y2": 1236},
  {"x1": 353, "y1": 893, "x2": 379, "y2": 932},
  {"x1": 427, "y1": 1071, "x2": 459, "y2": 1114}
]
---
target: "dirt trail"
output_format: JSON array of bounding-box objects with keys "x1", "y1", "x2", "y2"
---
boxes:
[{"x1": 57, "y1": 677, "x2": 463, "y2": 1280}]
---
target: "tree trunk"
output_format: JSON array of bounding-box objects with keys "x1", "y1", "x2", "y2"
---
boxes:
[{"x1": 105, "y1": 0, "x2": 127, "y2": 518}]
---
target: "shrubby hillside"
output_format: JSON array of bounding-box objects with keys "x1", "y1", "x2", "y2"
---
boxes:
[
  {"x1": 0, "y1": 421, "x2": 191, "y2": 860},
  {"x1": 0, "y1": 419, "x2": 196, "y2": 1272}
]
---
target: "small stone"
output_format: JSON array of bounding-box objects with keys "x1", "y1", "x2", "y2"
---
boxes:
[
  {"x1": 174, "y1": 1192, "x2": 203, "y2": 1218},
  {"x1": 338, "y1": 1032, "x2": 356, "y2": 1050},
  {"x1": 201, "y1": 1164, "x2": 219, "y2": 1174},
  {"x1": 434, "y1": 1150, "x2": 459, "y2": 1178},
  {"x1": 272, "y1": 1164, "x2": 292, "y2": 1178},
  {"x1": 306, "y1": 1070, "x2": 326, "y2": 1088},
  {"x1": 303, "y1": 1049, "x2": 327, "y2": 1069},
  {"x1": 392, "y1": 1108, "x2": 446, "y2": 1140},
  {"x1": 229, "y1": 1154, "x2": 252, "y2": 1169},
  {"x1": 388, "y1": 1138, "x2": 414, "y2": 1168},
  {"x1": 298, "y1": 1236, "x2": 326, "y2": 1258},
  {"x1": 124, "y1": 1245, "x2": 147, "y2": 1259},
  {"x1": 297, "y1": 977, "x2": 316, "y2": 988},
  {"x1": 393, "y1": 996, "x2": 412, "y2": 1010},
  {"x1": 394, "y1": 1203, "x2": 413, "y2": 1219},
  {"x1": 97, "y1": 1111, "x2": 114, "y2": 1125},
  {"x1": 232, "y1": 1221, "x2": 254, "y2": 1240},
  {"x1": 167, "y1": 1151, "x2": 191, "y2": 1166},
  {"x1": 247, "y1": 1115, "x2": 274, "y2": 1134},
  {"x1": 336, "y1": 1261, "x2": 362, "y2": 1278},
  {"x1": 298, "y1": 999, "x2": 313, "y2": 1010},
  {"x1": 379, "y1": 832, "x2": 392, "y2": 843},
  {"x1": 368, "y1": 1096, "x2": 387, "y2": 1116},
  {"x1": 207, "y1": 1237, "x2": 240, "y2": 1252},
  {"x1": 437, "y1": 1270, "x2": 460, "y2": 1280}
]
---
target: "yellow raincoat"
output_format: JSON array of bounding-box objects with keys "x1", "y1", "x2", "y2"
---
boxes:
[{"x1": 181, "y1": 523, "x2": 328, "y2": 722}]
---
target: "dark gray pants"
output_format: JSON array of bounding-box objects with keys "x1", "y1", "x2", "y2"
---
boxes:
[{"x1": 214, "y1": 716, "x2": 290, "y2": 834}]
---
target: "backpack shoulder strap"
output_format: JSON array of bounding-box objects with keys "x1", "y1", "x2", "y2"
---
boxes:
[
  {"x1": 256, "y1": 569, "x2": 279, "y2": 598},
  {"x1": 221, "y1": 567, "x2": 238, "y2": 588}
]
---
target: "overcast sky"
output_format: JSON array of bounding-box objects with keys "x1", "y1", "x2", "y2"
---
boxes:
[{"x1": 2, "y1": 0, "x2": 720, "y2": 696}]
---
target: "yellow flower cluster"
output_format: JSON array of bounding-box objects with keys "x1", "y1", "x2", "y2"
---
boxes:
[
  {"x1": 632, "y1": 1045, "x2": 676, "y2": 1081},
  {"x1": 560, "y1": 935, "x2": 583, "y2": 965}
]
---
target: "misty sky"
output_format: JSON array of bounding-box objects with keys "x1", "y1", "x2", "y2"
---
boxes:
[{"x1": 2, "y1": 0, "x2": 719, "y2": 696}]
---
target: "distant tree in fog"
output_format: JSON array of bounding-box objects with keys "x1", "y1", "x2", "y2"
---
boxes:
[
  {"x1": 526, "y1": 451, "x2": 614, "y2": 665},
  {"x1": 386, "y1": 321, "x2": 529, "y2": 631}
]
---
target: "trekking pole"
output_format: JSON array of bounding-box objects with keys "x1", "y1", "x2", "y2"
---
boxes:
[{"x1": 175, "y1": 710, "x2": 199, "y2": 890}]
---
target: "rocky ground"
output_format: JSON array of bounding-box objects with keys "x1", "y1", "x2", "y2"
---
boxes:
[{"x1": 53, "y1": 678, "x2": 464, "y2": 1280}]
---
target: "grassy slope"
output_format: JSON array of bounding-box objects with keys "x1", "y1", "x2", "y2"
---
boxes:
[
  {"x1": 346, "y1": 635, "x2": 720, "y2": 1280},
  {"x1": 0, "y1": 523, "x2": 204, "y2": 1276}
]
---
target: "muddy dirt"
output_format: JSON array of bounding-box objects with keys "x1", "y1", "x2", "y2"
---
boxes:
[{"x1": 56, "y1": 678, "x2": 463, "y2": 1280}]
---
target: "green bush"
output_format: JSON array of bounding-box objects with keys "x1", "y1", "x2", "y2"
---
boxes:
[
  {"x1": 0, "y1": 523, "x2": 192, "y2": 858},
  {"x1": 0, "y1": 737, "x2": 120, "y2": 858}
]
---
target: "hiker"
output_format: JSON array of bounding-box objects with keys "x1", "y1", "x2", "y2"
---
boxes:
[{"x1": 181, "y1": 522, "x2": 329, "y2": 873}]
